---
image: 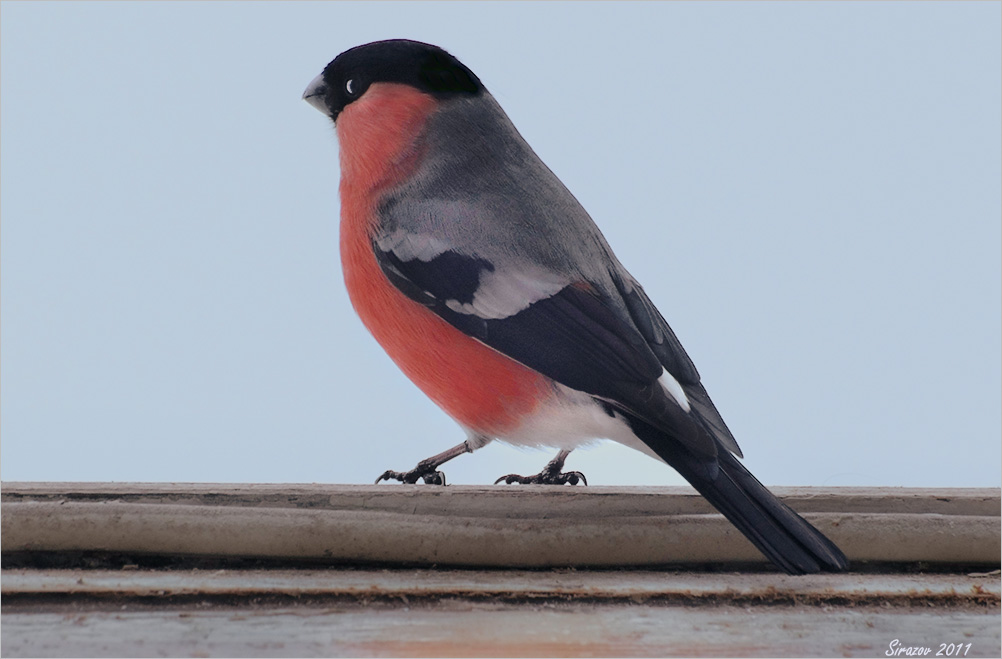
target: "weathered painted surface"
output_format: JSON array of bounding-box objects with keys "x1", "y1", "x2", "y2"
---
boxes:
[
  {"x1": 3, "y1": 484, "x2": 1000, "y2": 657},
  {"x1": 3, "y1": 484, "x2": 1000, "y2": 566},
  {"x1": 3, "y1": 568, "x2": 1000, "y2": 605},
  {"x1": 3, "y1": 596, "x2": 1000, "y2": 658}
]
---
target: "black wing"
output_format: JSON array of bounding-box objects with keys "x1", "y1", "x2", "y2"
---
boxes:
[
  {"x1": 611, "y1": 270, "x2": 742, "y2": 457},
  {"x1": 376, "y1": 242, "x2": 719, "y2": 458}
]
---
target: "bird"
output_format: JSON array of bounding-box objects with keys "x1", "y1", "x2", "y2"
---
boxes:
[{"x1": 303, "y1": 39, "x2": 848, "y2": 574}]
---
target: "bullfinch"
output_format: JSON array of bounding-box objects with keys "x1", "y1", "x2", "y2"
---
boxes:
[{"x1": 303, "y1": 39, "x2": 848, "y2": 575}]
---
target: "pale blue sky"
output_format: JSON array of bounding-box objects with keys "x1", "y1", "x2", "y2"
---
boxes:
[{"x1": 2, "y1": 1, "x2": 1000, "y2": 487}]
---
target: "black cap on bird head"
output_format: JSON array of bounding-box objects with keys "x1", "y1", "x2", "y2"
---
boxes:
[{"x1": 303, "y1": 39, "x2": 483, "y2": 121}]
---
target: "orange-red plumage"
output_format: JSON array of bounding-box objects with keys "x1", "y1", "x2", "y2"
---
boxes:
[{"x1": 336, "y1": 83, "x2": 554, "y2": 435}]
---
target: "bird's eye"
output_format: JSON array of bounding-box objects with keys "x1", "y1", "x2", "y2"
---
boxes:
[{"x1": 345, "y1": 79, "x2": 356, "y2": 96}]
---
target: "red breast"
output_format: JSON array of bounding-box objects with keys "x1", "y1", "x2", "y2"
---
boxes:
[{"x1": 336, "y1": 83, "x2": 554, "y2": 435}]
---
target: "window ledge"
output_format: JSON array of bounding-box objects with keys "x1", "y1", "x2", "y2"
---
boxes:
[
  {"x1": 3, "y1": 483, "x2": 999, "y2": 657},
  {"x1": 2, "y1": 483, "x2": 999, "y2": 567}
]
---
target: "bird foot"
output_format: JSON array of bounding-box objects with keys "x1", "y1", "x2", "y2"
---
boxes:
[
  {"x1": 375, "y1": 460, "x2": 447, "y2": 485},
  {"x1": 494, "y1": 470, "x2": 587, "y2": 485},
  {"x1": 494, "y1": 454, "x2": 587, "y2": 486},
  {"x1": 374, "y1": 441, "x2": 478, "y2": 486}
]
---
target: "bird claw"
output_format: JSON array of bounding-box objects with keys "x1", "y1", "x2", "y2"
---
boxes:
[
  {"x1": 374, "y1": 466, "x2": 447, "y2": 485},
  {"x1": 494, "y1": 469, "x2": 587, "y2": 486}
]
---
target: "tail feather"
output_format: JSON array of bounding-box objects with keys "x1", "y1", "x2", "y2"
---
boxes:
[
  {"x1": 631, "y1": 418, "x2": 849, "y2": 574},
  {"x1": 680, "y1": 449, "x2": 848, "y2": 574}
]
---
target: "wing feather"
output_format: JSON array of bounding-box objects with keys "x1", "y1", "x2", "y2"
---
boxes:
[{"x1": 373, "y1": 237, "x2": 717, "y2": 458}]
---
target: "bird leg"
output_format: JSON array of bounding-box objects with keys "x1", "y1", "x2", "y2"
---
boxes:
[
  {"x1": 375, "y1": 440, "x2": 474, "y2": 485},
  {"x1": 494, "y1": 449, "x2": 587, "y2": 486}
]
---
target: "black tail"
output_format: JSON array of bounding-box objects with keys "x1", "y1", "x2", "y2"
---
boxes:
[{"x1": 632, "y1": 420, "x2": 849, "y2": 574}]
